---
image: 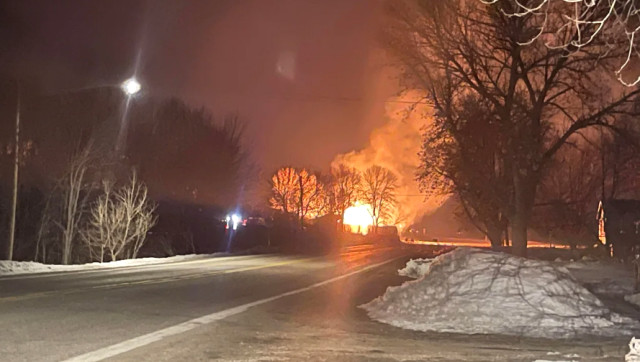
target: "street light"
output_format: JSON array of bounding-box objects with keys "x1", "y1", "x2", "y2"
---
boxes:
[
  {"x1": 121, "y1": 78, "x2": 141, "y2": 96},
  {"x1": 115, "y1": 77, "x2": 142, "y2": 156},
  {"x1": 5, "y1": 77, "x2": 144, "y2": 260}
]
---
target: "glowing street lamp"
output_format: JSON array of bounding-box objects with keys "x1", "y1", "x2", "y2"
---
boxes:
[
  {"x1": 115, "y1": 77, "x2": 142, "y2": 156},
  {"x1": 121, "y1": 78, "x2": 141, "y2": 96}
]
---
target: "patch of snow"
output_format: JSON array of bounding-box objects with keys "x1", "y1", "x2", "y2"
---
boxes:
[
  {"x1": 626, "y1": 337, "x2": 640, "y2": 362},
  {"x1": 362, "y1": 248, "x2": 640, "y2": 338},
  {"x1": 0, "y1": 253, "x2": 226, "y2": 276},
  {"x1": 562, "y1": 259, "x2": 634, "y2": 296},
  {"x1": 398, "y1": 258, "x2": 432, "y2": 279},
  {"x1": 627, "y1": 294, "x2": 640, "y2": 308}
]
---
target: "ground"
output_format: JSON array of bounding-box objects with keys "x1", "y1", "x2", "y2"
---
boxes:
[{"x1": 0, "y1": 245, "x2": 637, "y2": 361}]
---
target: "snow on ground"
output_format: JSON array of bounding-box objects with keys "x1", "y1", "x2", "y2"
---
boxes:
[
  {"x1": 362, "y1": 247, "x2": 640, "y2": 338},
  {"x1": 627, "y1": 337, "x2": 640, "y2": 362},
  {"x1": 398, "y1": 258, "x2": 432, "y2": 279},
  {"x1": 0, "y1": 253, "x2": 226, "y2": 276},
  {"x1": 562, "y1": 258, "x2": 635, "y2": 296},
  {"x1": 626, "y1": 294, "x2": 640, "y2": 308}
]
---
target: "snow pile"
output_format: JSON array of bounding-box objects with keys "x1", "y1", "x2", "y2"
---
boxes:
[
  {"x1": 398, "y1": 258, "x2": 432, "y2": 279},
  {"x1": 625, "y1": 294, "x2": 640, "y2": 308},
  {"x1": 627, "y1": 337, "x2": 640, "y2": 362},
  {"x1": 362, "y1": 248, "x2": 639, "y2": 338},
  {"x1": 563, "y1": 259, "x2": 634, "y2": 296},
  {"x1": 0, "y1": 253, "x2": 225, "y2": 276}
]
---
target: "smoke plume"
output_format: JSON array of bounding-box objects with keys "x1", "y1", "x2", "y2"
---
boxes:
[{"x1": 332, "y1": 91, "x2": 445, "y2": 227}]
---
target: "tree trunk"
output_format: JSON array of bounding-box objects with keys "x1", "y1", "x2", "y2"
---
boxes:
[
  {"x1": 503, "y1": 222, "x2": 510, "y2": 247},
  {"x1": 486, "y1": 224, "x2": 503, "y2": 251},
  {"x1": 511, "y1": 173, "x2": 536, "y2": 257},
  {"x1": 298, "y1": 176, "x2": 304, "y2": 230},
  {"x1": 7, "y1": 87, "x2": 20, "y2": 261},
  {"x1": 511, "y1": 213, "x2": 527, "y2": 257}
]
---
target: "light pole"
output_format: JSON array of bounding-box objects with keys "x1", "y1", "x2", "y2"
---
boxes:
[
  {"x1": 7, "y1": 82, "x2": 20, "y2": 261},
  {"x1": 4, "y1": 77, "x2": 142, "y2": 261}
]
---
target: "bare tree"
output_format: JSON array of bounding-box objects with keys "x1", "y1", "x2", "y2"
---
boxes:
[
  {"x1": 83, "y1": 173, "x2": 157, "y2": 262},
  {"x1": 34, "y1": 193, "x2": 54, "y2": 263},
  {"x1": 129, "y1": 99, "x2": 248, "y2": 207},
  {"x1": 483, "y1": 0, "x2": 640, "y2": 85},
  {"x1": 293, "y1": 169, "x2": 326, "y2": 228},
  {"x1": 361, "y1": 165, "x2": 398, "y2": 232},
  {"x1": 532, "y1": 144, "x2": 603, "y2": 248},
  {"x1": 419, "y1": 95, "x2": 510, "y2": 250},
  {"x1": 329, "y1": 165, "x2": 362, "y2": 230},
  {"x1": 82, "y1": 180, "x2": 113, "y2": 262},
  {"x1": 385, "y1": 0, "x2": 640, "y2": 256},
  {"x1": 269, "y1": 167, "x2": 298, "y2": 214},
  {"x1": 269, "y1": 167, "x2": 328, "y2": 228},
  {"x1": 57, "y1": 145, "x2": 93, "y2": 265}
]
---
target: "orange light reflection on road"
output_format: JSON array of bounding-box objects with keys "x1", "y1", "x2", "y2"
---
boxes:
[{"x1": 405, "y1": 238, "x2": 570, "y2": 249}]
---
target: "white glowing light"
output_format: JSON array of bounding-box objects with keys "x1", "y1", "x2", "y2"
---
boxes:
[
  {"x1": 121, "y1": 78, "x2": 141, "y2": 95},
  {"x1": 231, "y1": 214, "x2": 241, "y2": 230},
  {"x1": 343, "y1": 203, "x2": 374, "y2": 235}
]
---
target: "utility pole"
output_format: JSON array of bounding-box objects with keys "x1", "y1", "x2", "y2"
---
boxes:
[{"x1": 7, "y1": 83, "x2": 20, "y2": 260}]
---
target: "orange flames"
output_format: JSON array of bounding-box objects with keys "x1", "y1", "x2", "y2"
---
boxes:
[{"x1": 343, "y1": 202, "x2": 374, "y2": 234}]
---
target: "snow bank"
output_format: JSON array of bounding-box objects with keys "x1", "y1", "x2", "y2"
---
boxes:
[
  {"x1": 627, "y1": 337, "x2": 640, "y2": 362},
  {"x1": 0, "y1": 253, "x2": 225, "y2": 276},
  {"x1": 398, "y1": 258, "x2": 432, "y2": 279},
  {"x1": 563, "y1": 259, "x2": 634, "y2": 296},
  {"x1": 625, "y1": 293, "x2": 640, "y2": 308},
  {"x1": 362, "y1": 248, "x2": 639, "y2": 338}
]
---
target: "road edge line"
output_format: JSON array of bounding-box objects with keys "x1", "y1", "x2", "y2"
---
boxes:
[{"x1": 62, "y1": 255, "x2": 404, "y2": 362}]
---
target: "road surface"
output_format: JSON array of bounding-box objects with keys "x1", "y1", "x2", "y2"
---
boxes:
[{"x1": 0, "y1": 244, "x2": 629, "y2": 361}]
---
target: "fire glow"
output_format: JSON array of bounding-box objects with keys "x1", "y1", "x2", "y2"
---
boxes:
[{"x1": 343, "y1": 203, "x2": 374, "y2": 235}]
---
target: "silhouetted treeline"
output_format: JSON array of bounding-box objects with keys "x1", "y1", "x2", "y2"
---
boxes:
[{"x1": 0, "y1": 80, "x2": 257, "y2": 261}]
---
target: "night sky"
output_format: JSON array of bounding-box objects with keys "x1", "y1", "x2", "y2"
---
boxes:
[{"x1": 0, "y1": 0, "x2": 396, "y2": 172}]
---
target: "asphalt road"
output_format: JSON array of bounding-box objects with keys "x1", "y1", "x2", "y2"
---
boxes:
[
  {"x1": 0, "y1": 244, "x2": 411, "y2": 361},
  {"x1": 0, "y1": 244, "x2": 630, "y2": 361}
]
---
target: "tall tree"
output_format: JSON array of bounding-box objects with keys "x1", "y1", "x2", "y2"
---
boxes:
[
  {"x1": 270, "y1": 167, "x2": 298, "y2": 214},
  {"x1": 419, "y1": 95, "x2": 510, "y2": 249},
  {"x1": 329, "y1": 165, "x2": 362, "y2": 230},
  {"x1": 293, "y1": 169, "x2": 326, "y2": 228},
  {"x1": 361, "y1": 165, "x2": 398, "y2": 232},
  {"x1": 485, "y1": 0, "x2": 640, "y2": 86},
  {"x1": 128, "y1": 99, "x2": 248, "y2": 207},
  {"x1": 269, "y1": 167, "x2": 327, "y2": 228},
  {"x1": 58, "y1": 144, "x2": 94, "y2": 265},
  {"x1": 83, "y1": 173, "x2": 157, "y2": 262},
  {"x1": 386, "y1": 0, "x2": 640, "y2": 256}
]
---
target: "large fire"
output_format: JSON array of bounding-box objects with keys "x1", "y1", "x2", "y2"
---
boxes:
[{"x1": 343, "y1": 203, "x2": 374, "y2": 234}]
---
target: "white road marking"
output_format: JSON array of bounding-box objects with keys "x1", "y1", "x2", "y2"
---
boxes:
[{"x1": 63, "y1": 256, "x2": 401, "y2": 362}]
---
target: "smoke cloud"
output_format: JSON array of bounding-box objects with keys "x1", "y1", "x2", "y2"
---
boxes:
[{"x1": 332, "y1": 91, "x2": 446, "y2": 226}]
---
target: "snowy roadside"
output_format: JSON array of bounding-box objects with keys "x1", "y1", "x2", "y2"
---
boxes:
[
  {"x1": 0, "y1": 253, "x2": 228, "y2": 276},
  {"x1": 362, "y1": 247, "x2": 640, "y2": 339},
  {"x1": 562, "y1": 257, "x2": 635, "y2": 296}
]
